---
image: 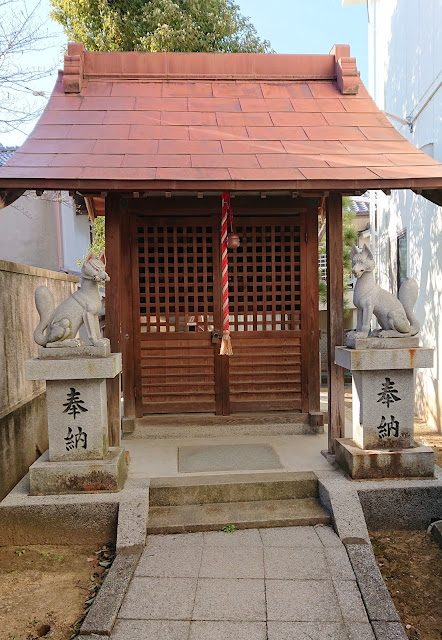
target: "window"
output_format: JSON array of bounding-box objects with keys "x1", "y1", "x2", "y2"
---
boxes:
[{"x1": 397, "y1": 232, "x2": 407, "y2": 291}]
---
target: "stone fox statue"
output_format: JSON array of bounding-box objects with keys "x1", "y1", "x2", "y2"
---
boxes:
[
  {"x1": 34, "y1": 254, "x2": 110, "y2": 347},
  {"x1": 348, "y1": 244, "x2": 420, "y2": 339}
]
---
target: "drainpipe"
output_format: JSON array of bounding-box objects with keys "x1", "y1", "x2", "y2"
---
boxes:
[{"x1": 55, "y1": 190, "x2": 64, "y2": 271}]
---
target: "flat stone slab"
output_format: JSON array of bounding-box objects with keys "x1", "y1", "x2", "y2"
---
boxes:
[
  {"x1": 335, "y1": 346, "x2": 433, "y2": 371},
  {"x1": 26, "y1": 352, "x2": 122, "y2": 380},
  {"x1": 178, "y1": 444, "x2": 283, "y2": 473},
  {"x1": 335, "y1": 438, "x2": 434, "y2": 479},
  {"x1": 149, "y1": 471, "x2": 318, "y2": 506},
  {"x1": 147, "y1": 498, "x2": 330, "y2": 534},
  {"x1": 38, "y1": 342, "x2": 110, "y2": 358},
  {"x1": 29, "y1": 447, "x2": 127, "y2": 494},
  {"x1": 345, "y1": 336, "x2": 419, "y2": 350}
]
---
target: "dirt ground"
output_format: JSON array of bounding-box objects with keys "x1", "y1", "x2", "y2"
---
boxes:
[
  {"x1": 0, "y1": 544, "x2": 110, "y2": 640},
  {"x1": 414, "y1": 419, "x2": 442, "y2": 467},
  {"x1": 370, "y1": 530, "x2": 442, "y2": 640}
]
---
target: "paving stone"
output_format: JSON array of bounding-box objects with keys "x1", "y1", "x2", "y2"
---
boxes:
[
  {"x1": 116, "y1": 483, "x2": 149, "y2": 553},
  {"x1": 264, "y1": 546, "x2": 329, "y2": 580},
  {"x1": 325, "y1": 546, "x2": 356, "y2": 580},
  {"x1": 333, "y1": 580, "x2": 369, "y2": 622},
  {"x1": 193, "y1": 578, "x2": 266, "y2": 621},
  {"x1": 203, "y1": 528, "x2": 262, "y2": 547},
  {"x1": 345, "y1": 544, "x2": 400, "y2": 622},
  {"x1": 346, "y1": 622, "x2": 376, "y2": 640},
  {"x1": 135, "y1": 544, "x2": 202, "y2": 578},
  {"x1": 144, "y1": 531, "x2": 204, "y2": 551},
  {"x1": 266, "y1": 579, "x2": 341, "y2": 621},
  {"x1": 178, "y1": 443, "x2": 283, "y2": 472},
  {"x1": 199, "y1": 545, "x2": 264, "y2": 579},
  {"x1": 111, "y1": 619, "x2": 190, "y2": 640},
  {"x1": 81, "y1": 553, "x2": 139, "y2": 635},
  {"x1": 118, "y1": 577, "x2": 197, "y2": 620},
  {"x1": 314, "y1": 524, "x2": 344, "y2": 547},
  {"x1": 260, "y1": 526, "x2": 322, "y2": 548},
  {"x1": 267, "y1": 621, "x2": 349, "y2": 639},
  {"x1": 372, "y1": 621, "x2": 408, "y2": 640},
  {"x1": 189, "y1": 621, "x2": 267, "y2": 640}
]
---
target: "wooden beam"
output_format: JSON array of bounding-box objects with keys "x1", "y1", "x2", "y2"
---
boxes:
[
  {"x1": 326, "y1": 193, "x2": 345, "y2": 453},
  {"x1": 105, "y1": 193, "x2": 122, "y2": 447}
]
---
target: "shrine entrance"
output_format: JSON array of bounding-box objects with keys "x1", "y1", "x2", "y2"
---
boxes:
[{"x1": 131, "y1": 211, "x2": 312, "y2": 416}]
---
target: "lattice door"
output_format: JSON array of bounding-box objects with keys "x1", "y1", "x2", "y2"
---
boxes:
[
  {"x1": 133, "y1": 217, "x2": 221, "y2": 414},
  {"x1": 228, "y1": 217, "x2": 305, "y2": 412}
]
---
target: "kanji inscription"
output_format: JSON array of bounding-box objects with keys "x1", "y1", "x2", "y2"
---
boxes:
[
  {"x1": 63, "y1": 387, "x2": 88, "y2": 419},
  {"x1": 64, "y1": 425, "x2": 88, "y2": 451},
  {"x1": 377, "y1": 415, "x2": 400, "y2": 439},
  {"x1": 377, "y1": 377, "x2": 400, "y2": 408}
]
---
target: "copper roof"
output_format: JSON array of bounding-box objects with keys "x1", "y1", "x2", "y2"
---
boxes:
[{"x1": 1, "y1": 43, "x2": 442, "y2": 192}]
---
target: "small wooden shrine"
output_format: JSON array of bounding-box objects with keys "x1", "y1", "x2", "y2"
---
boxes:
[{"x1": 2, "y1": 43, "x2": 442, "y2": 452}]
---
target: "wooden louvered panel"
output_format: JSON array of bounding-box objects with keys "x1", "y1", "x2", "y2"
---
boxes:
[
  {"x1": 229, "y1": 332, "x2": 302, "y2": 412},
  {"x1": 141, "y1": 334, "x2": 216, "y2": 413},
  {"x1": 134, "y1": 217, "x2": 221, "y2": 414},
  {"x1": 132, "y1": 212, "x2": 312, "y2": 417}
]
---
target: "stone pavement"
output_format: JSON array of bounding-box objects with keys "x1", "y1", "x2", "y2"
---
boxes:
[{"x1": 110, "y1": 525, "x2": 375, "y2": 640}]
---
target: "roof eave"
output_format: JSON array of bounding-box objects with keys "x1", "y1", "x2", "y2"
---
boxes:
[{"x1": 2, "y1": 177, "x2": 442, "y2": 193}]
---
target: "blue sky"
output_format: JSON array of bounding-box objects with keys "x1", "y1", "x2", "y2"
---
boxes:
[{"x1": 2, "y1": 0, "x2": 369, "y2": 147}]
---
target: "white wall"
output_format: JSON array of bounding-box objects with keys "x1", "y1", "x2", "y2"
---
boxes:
[
  {"x1": 0, "y1": 192, "x2": 59, "y2": 271},
  {"x1": 374, "y1": 0, "x2": 442, "y2": 428},
  {"x1": 60, "y1": 196, "x2": 90, "y2": 272},
  {"x1": 0, "y1": 191, "x2": 90, "y2": 274}
]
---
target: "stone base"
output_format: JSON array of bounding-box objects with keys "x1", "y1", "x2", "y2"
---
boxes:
[
  {"x1": 335, "y1": 438, "x2": 434, "y2": 480},
  {"x1": 38, "y1": 341, "x2": 111, "y2": 359},
  {"x1": 345, "y1": 336, "x2": 420, "y2": 350},
  {"x1": 29, "y1": 447, "x2": 128, "y2": 495}
]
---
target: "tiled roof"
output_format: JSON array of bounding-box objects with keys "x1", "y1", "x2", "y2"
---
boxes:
[
  {"x1": 345, "y1": 193, "x2": 370, "y2": 213},
  {"x1": 0, "y1": 144, "x2": 18, "y2": 166},
  {"x1": 1, "y1": 43, "x2": 442, "y2": 192}
]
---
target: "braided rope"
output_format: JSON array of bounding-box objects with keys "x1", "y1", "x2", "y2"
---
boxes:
[{"x1": 220, "y1": 191, "x2": 233, "y2": 355}]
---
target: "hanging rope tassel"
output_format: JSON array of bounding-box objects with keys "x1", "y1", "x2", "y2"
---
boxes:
[{"x1": 220, "y1": 191, "x2": 233, "y2": 356}]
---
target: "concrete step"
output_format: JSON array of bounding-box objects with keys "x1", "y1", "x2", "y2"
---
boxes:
[
  {"x1": 147, "y1": 497, "x2": 330, "y2": 534},
  {"x1": 124, "y1": 412, "x2": 324, "y2": 439},
  {"x1": 149, "y1": 472, "x2": 319, "y2": 507}
]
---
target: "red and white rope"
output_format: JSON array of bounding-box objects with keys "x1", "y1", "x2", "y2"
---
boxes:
[{"x1": 220, "y1": 191, "x2": 233, "y2": 355}]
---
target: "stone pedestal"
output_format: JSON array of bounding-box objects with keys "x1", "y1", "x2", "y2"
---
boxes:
[
  {"x1": 26, "y1": 345, "x2": 127, "y2": 494},
  {"x1": 334, "y1": 340, "x2": 435, "y2": 479}
]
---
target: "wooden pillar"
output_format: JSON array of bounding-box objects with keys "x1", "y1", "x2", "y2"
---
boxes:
[
  {"x1": 105, "y1": 193, "x2": 122, "y2": 447},
  {"x1": 326, "y1": 193, "x2": 345, "y2": 453},
  {"x1": 305, "y1": 206, "x2": 320, "y2": 416},
  {"x1": 120, "y1": 212, "x2": 136, "y2": 421}
]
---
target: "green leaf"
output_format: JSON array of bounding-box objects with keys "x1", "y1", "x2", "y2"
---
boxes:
[{"x1": 50, "y1": 0, "x2": 272, "y2": 54}]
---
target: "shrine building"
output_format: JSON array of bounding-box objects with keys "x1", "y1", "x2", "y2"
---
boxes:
[{"x1": 2, "y1": 43, "x2": 442, "y2": 453}]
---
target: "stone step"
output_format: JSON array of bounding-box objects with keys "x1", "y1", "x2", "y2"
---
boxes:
[
  {"x1": 123, "y1": 412, "x2": 324, "y2": 439},
  {"x1": 149, "y1": 471, "x2": 319, "y2": 507},
  {"x1": 147, "y1": 497, "x2": 330, "y2": 535}
]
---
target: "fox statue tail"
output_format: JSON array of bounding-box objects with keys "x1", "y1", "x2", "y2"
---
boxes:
[
  {"x1": 398, "y1": 277, "x2": 420, "y2": 336},
  {"x1": 34, "y1": 286, "x2": 55, "y2": 346}
]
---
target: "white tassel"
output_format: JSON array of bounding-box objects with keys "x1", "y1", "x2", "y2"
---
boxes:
[{"x1": 220, "y1": 330, "x2": 233, "y2": 356}]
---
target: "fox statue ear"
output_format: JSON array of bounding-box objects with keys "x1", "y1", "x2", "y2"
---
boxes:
[
  {"x1": 99, "y1": 253, "x2": 106, "y2": 266},
  {"x1": 350, "y1": 246, "x2": 358, "y2": 260},
  {"x1": 362, "y1": 244, "x2": 374, "y2": 260},
  {"x1": 85, "y1": 253, "x2": 94, "y2": 264}
]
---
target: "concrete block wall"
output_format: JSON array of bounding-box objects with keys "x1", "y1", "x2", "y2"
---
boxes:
[{"x1": 0, "y1": 260, "x2": 78, "y2": 500}]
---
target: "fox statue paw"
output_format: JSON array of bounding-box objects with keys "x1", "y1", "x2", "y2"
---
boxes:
[{"x1": 346, "y1": 330, "x2": 369, "y2": 339}]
